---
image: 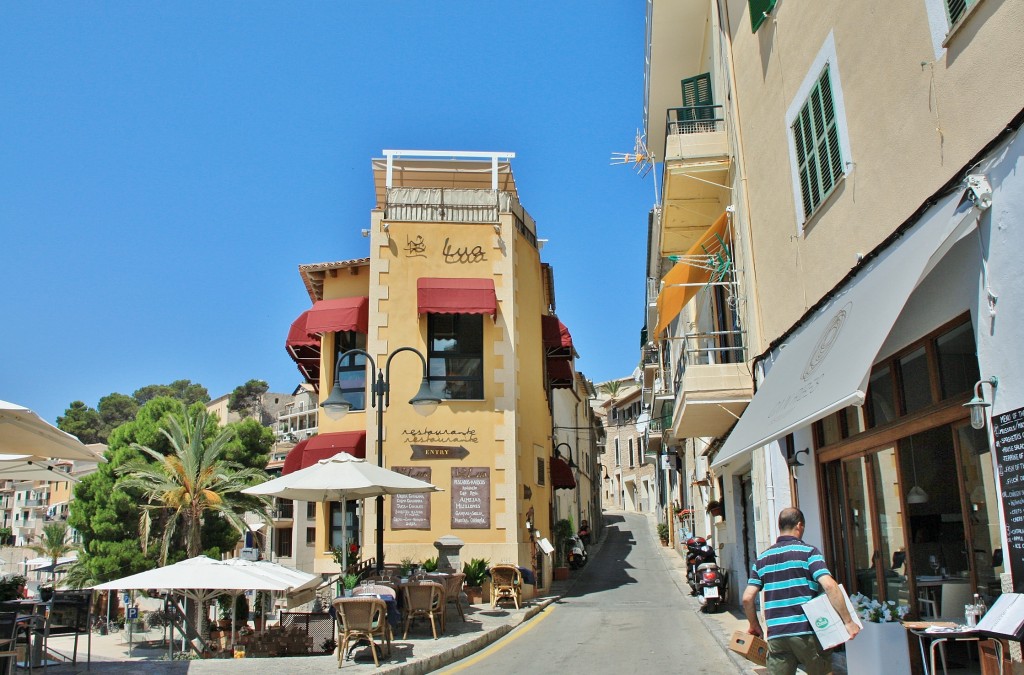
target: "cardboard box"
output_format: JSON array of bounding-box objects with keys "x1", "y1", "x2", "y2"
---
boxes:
[
  {"x1": 729, "y1": 630, "x2": 768, "y2": 666},
  {"x1": 801, "y1": 584, "x2": 863, "y2": 650}
]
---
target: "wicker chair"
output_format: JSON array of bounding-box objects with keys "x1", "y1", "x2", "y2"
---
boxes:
[
  {"x1": 489, "y1": 565, "x2": 522, "y2": 610},
  {"x1": 332, "y1": 597, "x2": 391, "y2": 668},
  {"x1": 442, "y1": 572, "x2": 467, "y2": 630},
  {"x1": 401, "y1": 581, "x2": 445, "y2": 640}
]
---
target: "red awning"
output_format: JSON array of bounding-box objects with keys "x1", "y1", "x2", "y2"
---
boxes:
[
  {"x1": 541, "y1": 315, "x2": 575, "y2": 357},
  {"x1": 546, "y1": 357, "x2": 574, "y2": 389},
  {"x1": 417, "y1": 278, "x2": 497, "y2": 317},
  {"x1": 551, "y1": 456, "x2": 577, "y2": 490},
  {"x1": 305, "y1": 297, "x2": 370, "y2": 335},
  {"x1": 281, "y1": 431, "x2": 367, "y2": 475}
]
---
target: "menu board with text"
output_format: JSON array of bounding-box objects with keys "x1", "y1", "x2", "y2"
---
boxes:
[
  {"x1": 451, "y1": 467, "x2": 490, "y2": 529},
  {"x1": 390, "y1": 466, "x2": 432, "y2": 530},
  {"x1": 994, "y1": 406, "x2": 1024, "y2": 592}
]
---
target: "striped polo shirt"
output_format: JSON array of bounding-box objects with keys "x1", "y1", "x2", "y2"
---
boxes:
[{"x1": 747, "y1": 535, "x2": 830, "y2": 640}]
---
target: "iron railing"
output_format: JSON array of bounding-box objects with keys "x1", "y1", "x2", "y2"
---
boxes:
[{"x1": 665, "y1": 104, "x2": 725, "y2": 137}]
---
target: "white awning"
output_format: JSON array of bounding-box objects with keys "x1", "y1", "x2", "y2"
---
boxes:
[{"x1": 713, "y1": 190, "x2": 979, "y2": 470}]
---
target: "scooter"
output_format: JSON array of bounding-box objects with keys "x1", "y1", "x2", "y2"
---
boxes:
[
  {"x1": 696, "y1": 560, "x2": 729, "y2": 613},
  {"x1": 567, "y1": 534, "x2": 588, "y2": 569},
  {"x1": 685, "y1": 536, "x2": 715, "y2": 595}
]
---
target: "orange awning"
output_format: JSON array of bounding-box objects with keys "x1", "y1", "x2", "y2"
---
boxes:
[{"x1": 654, "y1": 212, "x2": 730, "y2": 337}]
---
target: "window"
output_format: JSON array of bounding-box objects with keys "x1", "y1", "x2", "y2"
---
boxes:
[
  {"x1": 334, "y1": 331, "x2": 367, "y2": 410},
  {"x1": 306, "y1": 527, "x2": 316, "y2": 546},
  {"x1": 306, "y1": 502, "x2": 316, "y2": 519},
  {"x1": 792, "y1": 66, "x2": 844, "y2": 220},
  {"x1": 537, "y1": 457, "x2": 545, "y2": 486},
  {"x1": 614, "y1": 438, "x2": 621, "y2": 466},
  {"x1": 628, "y1": 438, "x2": 635, "y2": 467},
  {"x1": 427, "y1": 314, "x2": 484, "y2": 399},
  {"x1": 275, "y1": 499, "x2": 293, "y2": 520},
  {"x1": 274, "y1": 528, "x2": 293, "y2": 558},
  {"x1": 748, "y1": 0, "x2": 778, "y2": 32},
  {"x1": 329, "y1": 500, "x2": 360, "y2": 550}
]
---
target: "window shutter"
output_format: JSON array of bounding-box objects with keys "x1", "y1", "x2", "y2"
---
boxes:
[
  {"x1": 791, "y1": 66, "x2": 844, "y2": 220},
  {"x1": 946, "y1": 0, "x2": 969, "y2": 25},
  {"x1": 680, "y1": 73, "x2": 714, "y2": 124},
  {"x1": 749, "y1": 0, "x2": 778, "y2": 32}
]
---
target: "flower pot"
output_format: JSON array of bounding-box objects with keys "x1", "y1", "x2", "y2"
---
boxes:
[
  {"x1": 845, "y1": 622, "x2": 911, "y2": 675},
  {"x1": 344, "y1": 589, "x2": 353, "y2": 598},
  {"x1": 464, "y1": 586, "x2": 484, "y2": 604}
]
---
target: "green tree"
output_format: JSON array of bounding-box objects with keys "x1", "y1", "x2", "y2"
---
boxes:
[
  {"x1": 228, "y1": 379, "x2": 269, "y2": 420},
  {"x1": 132, "y1": 380, "x2": 210, "y2": 406},
  {"x1": 29, "y1": 522, "x2": 77, "y2": 583},
  {"x1": 56, "y1": 401, "x2": 103, "y2": 445},
  {"x1": 116, "y1": 408, "x2": 270, "y2": 562},
  {"x1": 97, "y1": 393, "x2": 139, "y2": 438},
  {"x1": 599, "y1": 380, "x2": 625, "y2": 397}
]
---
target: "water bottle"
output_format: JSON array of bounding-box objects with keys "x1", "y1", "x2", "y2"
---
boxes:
[{"x1": 974, "y1": 593, "x2": 987, "y2": 619}]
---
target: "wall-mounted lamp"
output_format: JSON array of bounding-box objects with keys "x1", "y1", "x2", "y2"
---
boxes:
[
  {"x1": 492, "y1": 223, "x2": 501, "y2": 235},
  {"x1": 553, "y1": 442, "x2": 577, "y2": 470},
  {"x1": 964, "y1": 376, "x2": 998, "y2": 430},
  {"x1": 786, "y1": 448, "x2": 810, "y2": 468},
  {"x1": 381, "y1": 222, "x2": 390, "y2": 235}
]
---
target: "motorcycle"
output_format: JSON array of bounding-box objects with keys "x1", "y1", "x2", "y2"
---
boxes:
[
  {"x1": 567, "y1": 534, "x2": 588, "y2": 570},
  {"x1": 696, "y1": 560, "x2": 729, "y2": 613},
  {"x1": 685, "y1": 536, "x2": 714, "y2": 595}
]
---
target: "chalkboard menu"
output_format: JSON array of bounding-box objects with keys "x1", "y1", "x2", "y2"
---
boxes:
[
  {"x1": 390, "y1": 466, "x2": 432, "y2": 530},
  {"x1": 451, "y1": 467, "x2": 490, "y2": 529},
  {"x1": 993, "y1": 405, "x2": 1024, "y2": 592}
]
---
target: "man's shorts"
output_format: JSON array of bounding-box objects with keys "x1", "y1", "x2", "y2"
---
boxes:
[{"x1": 766, "y1": 634, "x2": 832, "y2": 675}]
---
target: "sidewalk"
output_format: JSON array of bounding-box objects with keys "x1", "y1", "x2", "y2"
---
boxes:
[{"x1": 639, "y1": 511, "x2": 848, "y2": 675}]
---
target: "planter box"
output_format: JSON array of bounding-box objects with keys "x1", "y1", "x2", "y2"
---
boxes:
[
  {"x1": 553, "y1": 567, "x2": 570, "y2": 581},
  {"x1": 845, "y1": 622, "x2": 911, "y2": 675}
]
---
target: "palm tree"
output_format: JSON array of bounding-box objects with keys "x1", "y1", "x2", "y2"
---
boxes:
[
  {"x1": 116, "y1": 409, "x2": 270, "y2": 563},
  {"x1": 599, "y1": 379, "x2": 624, "y2": 397},
  {"x1": 29, "y1": 521, "x2": 77, "y2": 585}
]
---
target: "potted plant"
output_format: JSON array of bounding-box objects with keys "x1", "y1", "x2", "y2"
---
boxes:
[
  {"x1": 462, "y1": 558, "x2": 490, "y2": 604},
  {"x1": 342, "y1": 573, "x2": 359, "y2": 597},
  {"x1": 657, "y1": 523, "x2": 670, "y2": 546},
  {"x1": 706, "y1": 500, "x2": 724, "y2": 519},
  {"x1": 553, "y1": 519, "x2": 573, "y2": 580},
  {"x1": 845, "y1": 593, "x2": 911, "y2": 674},
  {"x1": 422, "y1": 556, "x2": 439, "y2": 572},
  {"x1": 399, "y1": 557, "x2": 415, "y2": 581}
]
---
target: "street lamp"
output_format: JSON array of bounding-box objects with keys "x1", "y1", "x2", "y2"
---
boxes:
[{"x1": 321, "y1": 346, "x2": 442, "y2": 570}]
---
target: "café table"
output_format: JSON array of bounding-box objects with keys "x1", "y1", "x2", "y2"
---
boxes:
[
  {"x1": 351, "y1": 585, "x2": 401, "y2": 627},
  {"x1": 903, "y1": 619, "x2": 1003, "y2": 675}
]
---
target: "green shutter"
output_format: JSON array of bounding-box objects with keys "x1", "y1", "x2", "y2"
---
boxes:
[
  {"x1": 791, "y1": 67, "x2": 844, "y2": 220},
  {"x1": 680, "y1": 73, "x2": 714, "y2": 123},
  {"x1": 749, "y1": 0, "x2": 778, "y2": 32},
  {"x1": 946, "y1": 0, "x2": 970, "y2": 25}
]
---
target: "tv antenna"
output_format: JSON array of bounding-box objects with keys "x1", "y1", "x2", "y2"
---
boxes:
[{"x1": 611, "y1": 130, "x2": 659, "y2": 202}]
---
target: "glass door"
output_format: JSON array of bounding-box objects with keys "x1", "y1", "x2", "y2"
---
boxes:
[{"x1": 955, "y1": 422, "x2": 1003, "y2": 603}]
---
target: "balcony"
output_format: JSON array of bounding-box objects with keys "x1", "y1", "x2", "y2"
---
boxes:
[
  {"x1": 642, "y1": 344, "x2": 660, "y2": 389},
  {"x1": 670, "y1": 327, "x2": 752, "y2": 439},
  {"x1": 659, "y1": 106, "x2": 732, "y2": 256}
]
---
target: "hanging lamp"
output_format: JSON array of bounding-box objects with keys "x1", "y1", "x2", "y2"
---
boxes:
[{"x1": 906, "y1": 436, "x2": 929, "y2": 504}]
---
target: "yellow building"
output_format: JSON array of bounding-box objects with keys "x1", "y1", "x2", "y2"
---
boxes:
[{"x1": 284, "y1": 151, "x2": 571, "y2": 592}]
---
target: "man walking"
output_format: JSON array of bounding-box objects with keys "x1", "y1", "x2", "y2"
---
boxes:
[{"x1": 742, "y1": 507, "x2": 860, "y2": 675}]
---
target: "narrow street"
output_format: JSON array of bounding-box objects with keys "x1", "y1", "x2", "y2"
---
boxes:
[{"x1": 440, "y1": 511, "x2": 739, "y2": 674}]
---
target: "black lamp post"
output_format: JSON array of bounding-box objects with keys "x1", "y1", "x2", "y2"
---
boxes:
[{"x1": 321, "y1": 346, "x2": 442, "y2": 570}]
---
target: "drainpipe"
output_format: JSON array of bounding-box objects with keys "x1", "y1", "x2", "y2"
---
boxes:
[{"x1": 756, "y1": 358, "x2": 778, "y2": 543}]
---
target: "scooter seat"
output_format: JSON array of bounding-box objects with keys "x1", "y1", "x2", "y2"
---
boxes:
[{"x1": 696, "y1": 562, "x2": 719, "y2": 572}]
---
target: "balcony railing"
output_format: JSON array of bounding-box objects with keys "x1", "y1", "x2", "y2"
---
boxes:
[
  {"x1": 665, "y1": 105, "x2": 725, "y2": 138},
  {"x1": 673, "y1": 329, "x2": 747, "y2": 395}
]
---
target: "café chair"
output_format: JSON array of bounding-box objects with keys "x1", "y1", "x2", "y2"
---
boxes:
[
  {"x1": 402, "y1": 582, "x2": 445, "y2": 640},
  {"x1": 332, "y1": 597, "x2": 391, "y2": 668},
  {"x1": 0, "y1": 612, "x2": 18, "y2": 675},
  {"x1": 489, "y1": 565, "x2": 522, "y2": 610},
  {"x1": 443, "y1": 572, "x2": 467, "y2": 630}
]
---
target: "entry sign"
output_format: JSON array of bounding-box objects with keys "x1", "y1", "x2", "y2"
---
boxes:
[
  {"x1": 993, "y1": 405, "x2": 1024, "y2": 592},
  {"x1": 127, "y1": 607, "x2": 138, "y2": 620}
]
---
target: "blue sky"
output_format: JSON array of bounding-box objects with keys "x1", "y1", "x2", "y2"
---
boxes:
[{"x1": 0, "y1": 3, "x2": 653, "y2": 424}]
